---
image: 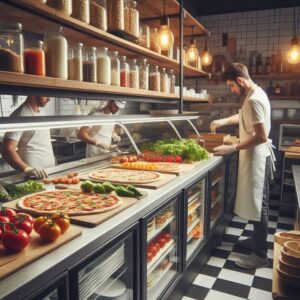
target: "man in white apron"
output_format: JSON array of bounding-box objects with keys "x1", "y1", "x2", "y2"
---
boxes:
[
  {"x1": 210, "y1": 63, "x2": 274, "y2": 269},
  {"x1": 78, "y1": 100, "x2": 125, "y2": 158},
  {"x1": 1, "y1": 96, "x2": 55, "y2": 179}
]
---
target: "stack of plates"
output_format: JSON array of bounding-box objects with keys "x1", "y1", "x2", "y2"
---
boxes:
[{"x1": 93, "y1": 278, "x2": 129, "y2": 300}]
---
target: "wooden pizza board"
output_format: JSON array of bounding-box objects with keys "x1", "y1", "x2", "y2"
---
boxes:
[
  {"x1": 79, "y1": 168, "x2": 177, "y2": 189},
  {"x1": 0, "y1": 226, "x2": 82, "y2": 280},
  {"x1": 201, "y1": 133, "x2": 230, "y2": 142},
  {"x1": 285, "y1": 151, "x2": 300, "y2": 159}
]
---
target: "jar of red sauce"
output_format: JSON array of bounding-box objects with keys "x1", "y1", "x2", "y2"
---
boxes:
[{"x1": 24, "y1": 40, "x2": 45, "y2": 76}]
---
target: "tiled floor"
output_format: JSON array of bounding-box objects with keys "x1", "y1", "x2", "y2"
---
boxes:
[{"x1": 182, "y1": 200, "x2": 295, "y2": 300}]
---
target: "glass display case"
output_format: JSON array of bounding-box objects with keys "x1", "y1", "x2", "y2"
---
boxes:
[
  {"x1": 142, "y1": 195, "x2": 180, "y2": 300},
  {"x1": 225, "y1": 153, "x2": 238, "y2": 211},
  {"x1": 279, "y1": 124, "x2": 300, "y2": 150}
]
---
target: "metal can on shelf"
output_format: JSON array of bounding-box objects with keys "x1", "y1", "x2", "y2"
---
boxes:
[
  {"x1": 124, "y1": 0, "x2": 139, "y2": 38},
  {"x1": 149, "y1": 65, "x2": 160, "y2": 92},
  {"x1": 24, "y1": 40, "x2": 45, "y2": 76},
  {"x1": 137, "y1": 58, "x2": 149, "y2": 90},
  {"x1": 107, "y1": 0, "x2": 124, "y2": 32},
  {"x1": 96, "y1": 47, "x2": 111, "y2": 84},
  {"x1": 68, "y1": 42, "x2": 83, "y2": 81},
  {"x1": 109, "y1": 51, "x2": 120, "y2": 86},
  {"x1": 47, "y1": 0, "x2": 72, "y2": 16},
  {"x1": 120, "y1": 55, "x2": 129, "y2": 87},
  {"x1": 90, "y1": 0, "x2": 107, "y2": 31},
  {"x1": 83, "y1": 46, "x2": 97, "y2": 82},
  {"x1": 128, "y1": 59, "x2": 139, "y2": 89},
  {"x1": 72, "y1": 0, "x2": 90, "y2": 24}
]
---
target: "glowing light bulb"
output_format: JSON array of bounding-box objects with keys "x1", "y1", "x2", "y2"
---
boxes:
[
  {"x1": 287, "y1": 42, "x2": 300, "y2": 64},
  {"x1": 187, "y1": 44, "x2": 198, "y2": 63},
  {"x1": 201, "y1": 50, "x2": 212, "y2": 67},
  {"x1": 158, "y1": 24, "x2": 174, "y2": 51}
]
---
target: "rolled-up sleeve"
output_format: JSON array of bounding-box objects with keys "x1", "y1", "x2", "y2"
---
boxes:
[{"x1": 248, "y1": 98, "x2": 265, "y2": 126}]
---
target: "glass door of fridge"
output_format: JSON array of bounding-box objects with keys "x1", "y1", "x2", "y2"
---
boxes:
[
  {"x1": 144, "y1": 195, "x2": 180, "y2": 300},
  {"x1": 226, "y1": 153, "x2": 238, "y2": 211}
]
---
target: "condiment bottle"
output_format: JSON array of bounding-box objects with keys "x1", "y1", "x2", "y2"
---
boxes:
[
  {"x1": 24, "y1": 40, "x2": 45, "y2": 76},
  {"x1": 83, "y1": 46, "x2": 97, "y2": 82},
  {"x1": 68, "y1": 42, "x2": 83, "y2": 81},
  {"x1": 120, "y1": 56, "x2": 129, "y2": 87},
  {"x1": 96, "y1": 47, "x2": 111, "y2": 84},
  {"x1": 264, "y1": 56, "x2": 271, "y2": 75},
  {"x1": 109, "y1": 51, "x2": 120, "y2": 86}
]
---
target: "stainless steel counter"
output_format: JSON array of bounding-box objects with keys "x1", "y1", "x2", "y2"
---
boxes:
[{"x1": 293, "y1": 165, "x2": 300, "y2": 208}]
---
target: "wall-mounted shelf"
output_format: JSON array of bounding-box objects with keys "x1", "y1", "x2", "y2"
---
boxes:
[
  {"x1": 183, "y1": 97, "x2": 211, "y2": 103},
  {"x1": 269, "y1": 96, "x2": 300, "y2": 101}
]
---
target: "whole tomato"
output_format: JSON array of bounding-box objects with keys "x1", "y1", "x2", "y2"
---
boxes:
[
  {"x1": 33, "y1": 216, "x2": 48, "y2": 234},
  {"x1": 38, "y1": 221, "x2": 61, "y2": 242},
  {"x1": 0, "y1": 208, "x2": 16, "y2": 220},
  {"x1": 147, "y1": 250, "x2": 153, "y2": 263},
  {"x1": 162, "y1": 233, "x2": 171, "y2": 243},
  {"x1": 0, "y1": 216, "x2": 11, "y2": 232},
  {"x1": 157, "y1": 237, "x2": 166, "y2": 248},
  {"x1": 50, "y1": 213, "x2": 70, "y2": 234},
  {"x1": 148, "y1": 244, "x2": 158, "y2": 257},
  {"x1": 16, "y1": 220, "x2": 33, "y2": 235},
  {"x1": 11, "y1": 213, "x2": 34, "y2": 234},
  {"x1": 2, "y1": 229, "x2": 30, "y2": 252},
  {"x1": 13, "y1": 213, "x2": 35, "y2": 225}
]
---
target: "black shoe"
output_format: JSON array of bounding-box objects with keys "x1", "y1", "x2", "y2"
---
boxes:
[{"x1": 235, "y1": 238, "x2": 253, "y2": 250}]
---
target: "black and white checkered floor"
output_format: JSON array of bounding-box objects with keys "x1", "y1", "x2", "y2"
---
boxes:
[{"x1": 182, "y1": 200, "x2": 295, "y2": 300}]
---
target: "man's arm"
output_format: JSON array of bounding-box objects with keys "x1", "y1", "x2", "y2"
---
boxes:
[
  {"x1": 225, "y1": 113, "x2": 239, "y2": 125},
  {"x1": 78, "y1": 126, "x2": 97, "y2": 145}
]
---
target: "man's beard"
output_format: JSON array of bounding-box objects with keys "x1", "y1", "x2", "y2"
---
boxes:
[{"x1": 236, "y1": 82, "x2": 246, "y2": 95}]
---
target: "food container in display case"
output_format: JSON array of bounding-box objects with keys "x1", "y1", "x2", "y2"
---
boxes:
[{"x1": 142, "y1": 195, "x2": 180, "y2": 300}]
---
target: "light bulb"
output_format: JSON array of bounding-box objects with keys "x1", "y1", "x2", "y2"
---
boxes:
[
  {"x1": 201, "y1": 50, "x2": 212, "y2": 66},
  {"x1": 287, "y1": 43, "x2": 300, "y2": 64},
  {"x1": 158, "y1": 25, "x2": 174, "y2": 51},
  {"x1": 187, "y1": 45, "x2": 198, "y2": 63}
]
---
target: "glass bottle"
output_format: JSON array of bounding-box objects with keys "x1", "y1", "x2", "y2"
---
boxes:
[
  {"x1": 270, "y1": 54, "x2": 277, "y2": 74},
  {"x1": 68, "y1": 42, "x2": 83, "y2": 81},
  {"x1": 119, "y1": 56, "x2": 129, "y2": 87},
  {"x1": 90, "y1": 0, "x2": 107, "y2": 31},
  {"x1": 168, "y1": 69, "x2": 175, "y2": 94},
  {"x1": 277, "y1": 50, "x2": 284, "y2": 74},
  {"x1": 137, "y1": 58, "x2": 149, "y2": 90},
  {"x1": 96, "y1": 47, "x2": 111, "y2": 84},
  {"x1": 47, "y1": 0, "x2": 72, "y2": 16},
  {"x1": 249, "y1": 52, "x2": 256, "y2": 75},
  {"x1": 128, "y1": 59, "x2": 139, "y2": 89},
  {"x1": 109, "y1": 51, "x2": 120, "y2": 86},
  {"x1": 149, "y1": 66, "x2": 160, "y2": 92},
  {"x1": 124, "y1": 0, "x2": 139, "y2": 38},
  {"x1": 107, "y1": 0, "x2": 124, "y2": 32},
  {"x1": 0, "y1": 22, "x2": 24, "y2": 73},
  {"x1": 138, "y1": 24, "x2": 150, "y2": 48},
  {"x1": 256, "y1": 53, "x2": 263, "y2": 75},
  {"x1": 150, "y1": 27, "x2": 160, "y2": 53},
  {"x1": 24, "y1": 40, "x2": 45, "y2": 76},
  {"x1": 160, "y1": 67, "x2": 168, "y2": 93},
  {"x1": 44, "y1": 27, "x2": 68, "y2": 79},
  {"x1": 264, "y1": 56, "x2": 271, "y2": 75},
  {"x1": 72, "y1": 0, "x2": 90, "y2": 24},
  {"x1": 83, "y1": 46, "x2": 97, "y2": 82}
]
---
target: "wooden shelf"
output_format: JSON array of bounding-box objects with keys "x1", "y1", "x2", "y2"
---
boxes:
[
  {"x1": 190, "y1": 103, "x2": 242, "y2": 108},
  {"x1": 269, "y1": 96, "x2": 300, "y2": 101},
  {"x1": 183, "y1": 96, "x2": 210, "y2": 103},
  {"x1": 252, "y1": 74, "x2": 300, "y2": 80}
]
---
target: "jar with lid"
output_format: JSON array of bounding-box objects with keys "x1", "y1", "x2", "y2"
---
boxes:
[
  {"x1": 150, "y1": 27, "x2": 160, "y2": 53},
  {"x1": 24, "y1": 40, "x2": 45, "y2": 76},
  {"x1": 149, "y1": 66, "x2": 160, "y2": 92},
  {"x1": 0, "y1": 22, "x2": 24, "y2": 73},
  {"x1": 44, "y1": 27, "x2": 68, "y2": 79},
  {"x1": 160, "y1": 67, "x2": 168, "y2": 93},
  {"x1": 138, "y1": 24, "x2": 150, "y2": 48},
  {"x1": 97, "y1": 47, "x2": 111, "y2": 84},
  {"x1": 168, "y1": 69, "x2": 175, "y2": 94},
  {"x1": 47, "y1": 0, "x2": 72, "y2": 16},
  {"x1": 137, "y1": 58, "x2": 149, "y2": 90},
  {"x1": 109, "y1": 51, "x2": 120, "y2": 86},
  {"x1": 124, "y1": 0, "x2": 139, "y2": 38},
  {"x1": 72, "y1": 0, "x2": 90, "y2": 23},
  {"x1": 120, "y1": 56, "x2": 129, "y2": 87},
  {"x1": 107, "y1": 0, "x2": 124, "y2": 32},
  {"x1": 90, "y1": 0, "x2": 107, "y2": 31},
  {"x1": 83, "y1": 46, "x2": 97, "y2": 82},
  {"x1": 128, "y1": 59, "x2": 139, "y2": 89},
  {"x1": 68, "y1": 43, "x2": 83, "y2": 81}
]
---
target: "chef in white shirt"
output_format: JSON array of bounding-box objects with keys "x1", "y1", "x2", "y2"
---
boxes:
[
  {"x1": 210, "y1": 63, "x2": 275, "y2": 269},
  {"x1": 1, "y1": 96, "x2": 55, "y2": 179},
  {"x1": 78, "y1": 100, "x2": 125, "y2": 158}
]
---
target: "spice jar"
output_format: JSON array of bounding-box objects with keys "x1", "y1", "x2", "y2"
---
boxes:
[
  {"x1": 168, "y1": 69, "x2": 175, "y2": 94},
  {"x1": 137, "y1": 58, "x2": 148, "y2": 90},
  {"x1": 150, "y1": 27, "x2": 160, "y2": 53},
  {"x1": 107, "y1": 0, "x2": 124, "y2": 32},
  {"x1": 83, "y1": 46, "x2": 97, "y2": 82},
  {"x1": 124, "y1": 0, "x2": 139, "y2": 38},
  {"x1": 160, "y1": 67, "x2": 168, "y2": 93},
  {"x1": 72, "y1": 0, "x2": 90, "y2": 23},
  {"x1": 90, "y1": 0, "x2": 107, "y2": 31},
  {"x1": 96, "y1": 47, "x2": 111, "y2": 84},
  {"x1": 138, "y1": 24, "x2": 150, "y2": 48},
  {"x1": 68, "y1": 43, "x2": 83, "y2": 81},
  {"x1": 24, "y1": 40, "x2": 45, "y2": 76},
  {"x1": 0, "y1": 22, "x2": 24, "y2": 73},
  {"x1": 128, "y1": 59, "x2": 139, "y2": 89},
  {"x1": 47, "y1": 0, "x2": 72, "y2": 16},
  {"x1": 149, "y1": 66, "x2": 160, "y2": 92},
  {"x1": 109, "y1": 51, "x2": 120, "y2": 86},
  {"x1": 120, "y1": 56, "x2": 129, "y2": 87},
  {"x1": 44, "y1": 27, "x2": 68, "y2": 79}
]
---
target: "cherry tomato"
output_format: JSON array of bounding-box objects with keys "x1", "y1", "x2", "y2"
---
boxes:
[
  {"x1": 72, "y1": 177, "x2": 80, "y2": 184},
  {"x1": 147, "y1": 250, "x2": 153, "y2": 263},
  {"x1": 162, "y1": 233, "x2": 171, "y2": 243},
  {"x1": 51, "y1": 213, "x2": 70, "y2": 234},
  {"x1": 132, "y1": 155, "x2": 138, "y2": 162},
  {"x1": 13, "y1": 213, "x2": 34, "y2": 225},
  {"x1": 16, "y1": 220, "x2": 33, "y2": 235},
  {"x1": 175, "y1": 156, "x2": 182, "y2": 163},
  {"x1": 2, "y1": 229, "x2": 30, "y2": 252},
  {"x1": 0, "y1": 208, "x2": 16, "y2": 220},
  {"x1": 33, "y1": 216, "x2": 48, "y2": 234},
  {"x1": 38, "y1": 221, "x2": 61, "y2": 242},
  {"x1": 157, "y1": 237, "x2": 166, "y2": 248},
  {"x1": 148, "y1": 245, "x2": 158, "y2": 257},
  {"x1": 0, "y1": 215, "x2": 10, "y2": 224}
]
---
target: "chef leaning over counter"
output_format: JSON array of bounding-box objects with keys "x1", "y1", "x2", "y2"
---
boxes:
[
  {"x1": 211, "y1": 63, "x2": 275, "y2": 270},
  {"x1": 1, "y1": 96, "x2": 55, "y2": 179}
]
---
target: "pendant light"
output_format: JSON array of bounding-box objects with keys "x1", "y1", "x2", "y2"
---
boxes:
[
  {"x1": 158, "y1": 0, "x2": 174, "y2": 51},
  {"x1": 201, "y1": 33, "x2": 212, "y2": 67},
  {"x1": 186, "y1": 26, "x2": 199, "y2": 63},
  {"x1": 287, "y1": 7, "x2": 300, "y2": 64}
]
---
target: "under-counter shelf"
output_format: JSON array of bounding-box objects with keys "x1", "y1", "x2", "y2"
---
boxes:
[
  {"x1": 188, "y1": 201, "x2": 202, "y2": 216},
  {"x1": 188, "y1": 190, "x2": 203, "y2": 204},
  {"x1": 147, "y1": 216, "x2": 175, "y2": 242},
  {"x1": 211, "y1": 176, "x2": 223, "y2": 187}
]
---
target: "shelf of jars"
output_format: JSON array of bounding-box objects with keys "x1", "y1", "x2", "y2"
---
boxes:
[
  {"x1": 1, "y1": 0, "x2": 208, "y2": 79},
  {"x1": 252, "y1": 73, "x2": 300, "y2": 80}
]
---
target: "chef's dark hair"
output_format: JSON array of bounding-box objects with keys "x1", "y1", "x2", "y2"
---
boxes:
[{"x1": 222, "y1": 63, "x2": 250, "y2": 82}]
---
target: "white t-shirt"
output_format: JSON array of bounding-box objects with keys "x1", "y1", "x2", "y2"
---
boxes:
[{"x1": 4, "y1": 102, "x2": 56, "y2": 169}]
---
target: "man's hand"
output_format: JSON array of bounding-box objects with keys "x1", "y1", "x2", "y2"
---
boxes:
[
  {"x1": 213, "y1": 144, "x2": 237, "y2": 156},
  {"x1": 24, "y1": 167, "x2": 48, "y2": 179},
  {"x1": 210, "y1": 118, "x2": 228, "y2": 132},
  {"x1": 112, "y1": 133, "x2": 121, "y2": 143},
  {"x1": 95, "y1": 141, "x2": 110, "y2": 150}
]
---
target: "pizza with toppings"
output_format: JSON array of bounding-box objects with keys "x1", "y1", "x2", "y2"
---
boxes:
[
  {"x1": 17, "y1": 190, "x2": 123, "y2": 216},
  {"x1": 88, "y1": 168, "x2": 162, "y2": 184},
  {"x1": 116, "y1": 162, "x2": 181, "y2": 172}
]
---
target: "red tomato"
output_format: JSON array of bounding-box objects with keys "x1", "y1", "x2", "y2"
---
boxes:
[
  {"x1": 38, "y1": 221, "x2": 61, "y2": 242},
  {"x1": 0, "y1": 208, "x2": 16, "y2": 219},
  {"x1": 157, "y1": 237, "x2": 166, "y2": 248},
  {"x1": 148, "y1": 245, "x2": 158, "y2": 257},
  {"x1": 16, "y1": 220, "x2": 33, "y2": 235},
  {"x1": 147, "y1": 250, "x2": 153, "y2": 263},
  {"x1": 33, "y1": 216, "x2": 48, "y2": 234},
  {"x1": 175, "y1": 156, "x2": 182, "y2": 163},
  {"x1": 2, "y1": 229, "x2": 30, "y2": 252},
  {"x1": 166, "y1": 156, "x2": 173, "y2": 162},
  {"x1": 13, "y1": 213, "x2": 34, "y2": 225},
  {"x1": 0, "y1": 215, "x2": 10, "y2": 224},
  {"x1": 162, "y1": 233, "x2": 171, "y2": 243}
]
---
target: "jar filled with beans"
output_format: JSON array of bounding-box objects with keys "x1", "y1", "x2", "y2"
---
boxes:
[
  {"x1": 107, "y1": 0, "x2": 124, "y2": 32},
  {"x1": 124, "y1": 0, "x2": 139, "y2": 38},
  {"x1": 137, "y1": 58, "x2": 148, "y2": 90},
  {"x1": 149, "y1": 66, "x2": 160, "y2": 92},
  {"x1": 150, "y1": 27, "x2": 160, "y2": 53},
  {"x1": 83, "y1": 46, "x2": 97, "y2": 83},
  {"x1": 90, "y1": 0, "x2": 107, "y2": 31},
  {"x1": 72, "y1": 0, "x2": 90, "y2": 23},
  {"x1": 128, "y1": 59, "x2": 139, "y2": 89},
  {"x1": 46, "y1": 0, "x2": 72, "y2": 16}
]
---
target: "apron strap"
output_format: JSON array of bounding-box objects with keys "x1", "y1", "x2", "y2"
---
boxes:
[{"x1": 267, "y1": 140, "x2": 276, "y2": 180}]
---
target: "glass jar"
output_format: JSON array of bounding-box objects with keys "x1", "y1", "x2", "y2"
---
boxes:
[
  {"x1": 44, "y1": 27, "x2": 68, "y2": 79},
  {"x1": 149, "y1": 66, "x2": 160, "y2": 92},
  {"x1": 0, "y1": 22, "x2": 24, "y2": 73},
  {"x1": 68, "y1": 42, "x2": 83, "y2": 81},
  {"x1": 107, "y1": 0, "x2": 124, "y2": 32},
  {"x1": 137, "y1": 58, "x2": 149, "y2": 90},
  {"x1": 160, "y1": 67, "x2": 168, "y2": 93},
  {"x1": 124, "y1": 0, "x2": 139, "y2": 38},
  {"x1": 38, "y1": 0, "x2": 47, "y2": 3},
  {"x1": 109, "y1": 51, "x2": 120, "y2": 86},
  {"x1": 128, "y1": 59, "x2": 139, "y2": 89},
  {"x1": 168, "y1": 69, "x2": 175, "y2": 94},
  {"x1": 83, "y1": 46, "x2": 97, "y2": 82},
  {"x1": 24, "y1": 40, "x2": 45, "y2": 76},
  {"x1": 96, "y1": 47, "x2": 111, "y2": 84},
  {"x1": 90, "y1": 0, "x2": 107, "y2": 31},
  {"x1": 150, "y1": 27, "x2": 160, "y2": 53},
  {"x1": 72, "y1": 0, "x2": 90, "y2": 23},
  {"x1": 46, "y1": 0, "x2": 72, "y2": 16},
  {"x1": 138, "y1": 24, "x2": 150, "y2": 48},
  {"x1": 120, "y1": 56, "x2": 129, "y2": 87}
]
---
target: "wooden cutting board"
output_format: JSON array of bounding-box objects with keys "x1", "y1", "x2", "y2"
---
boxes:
[
  {"x1": 201, "y1": 133, "x2": 230, "y2": 142},
  {"x1": 80, "y1": 168, "x2": 177, "y2": 189},
  {"x1": 286, "y1": 146, "x2": 300, "y2": 153},
  {"x1": 0, "y1": 226, "x2": 82, "y2": 280}
]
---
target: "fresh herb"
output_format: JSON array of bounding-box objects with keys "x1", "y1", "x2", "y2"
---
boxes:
[{"x1": 3, "y1": 180, "x2": 44, "y2": 199}]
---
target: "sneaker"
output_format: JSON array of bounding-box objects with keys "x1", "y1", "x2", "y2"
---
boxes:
[
  {"x1": 235, "y1": 253, "x2": 269, "y2": 269},
  {"x1": 235, "y1": 238, "x2": 253, "y2": 250}
]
